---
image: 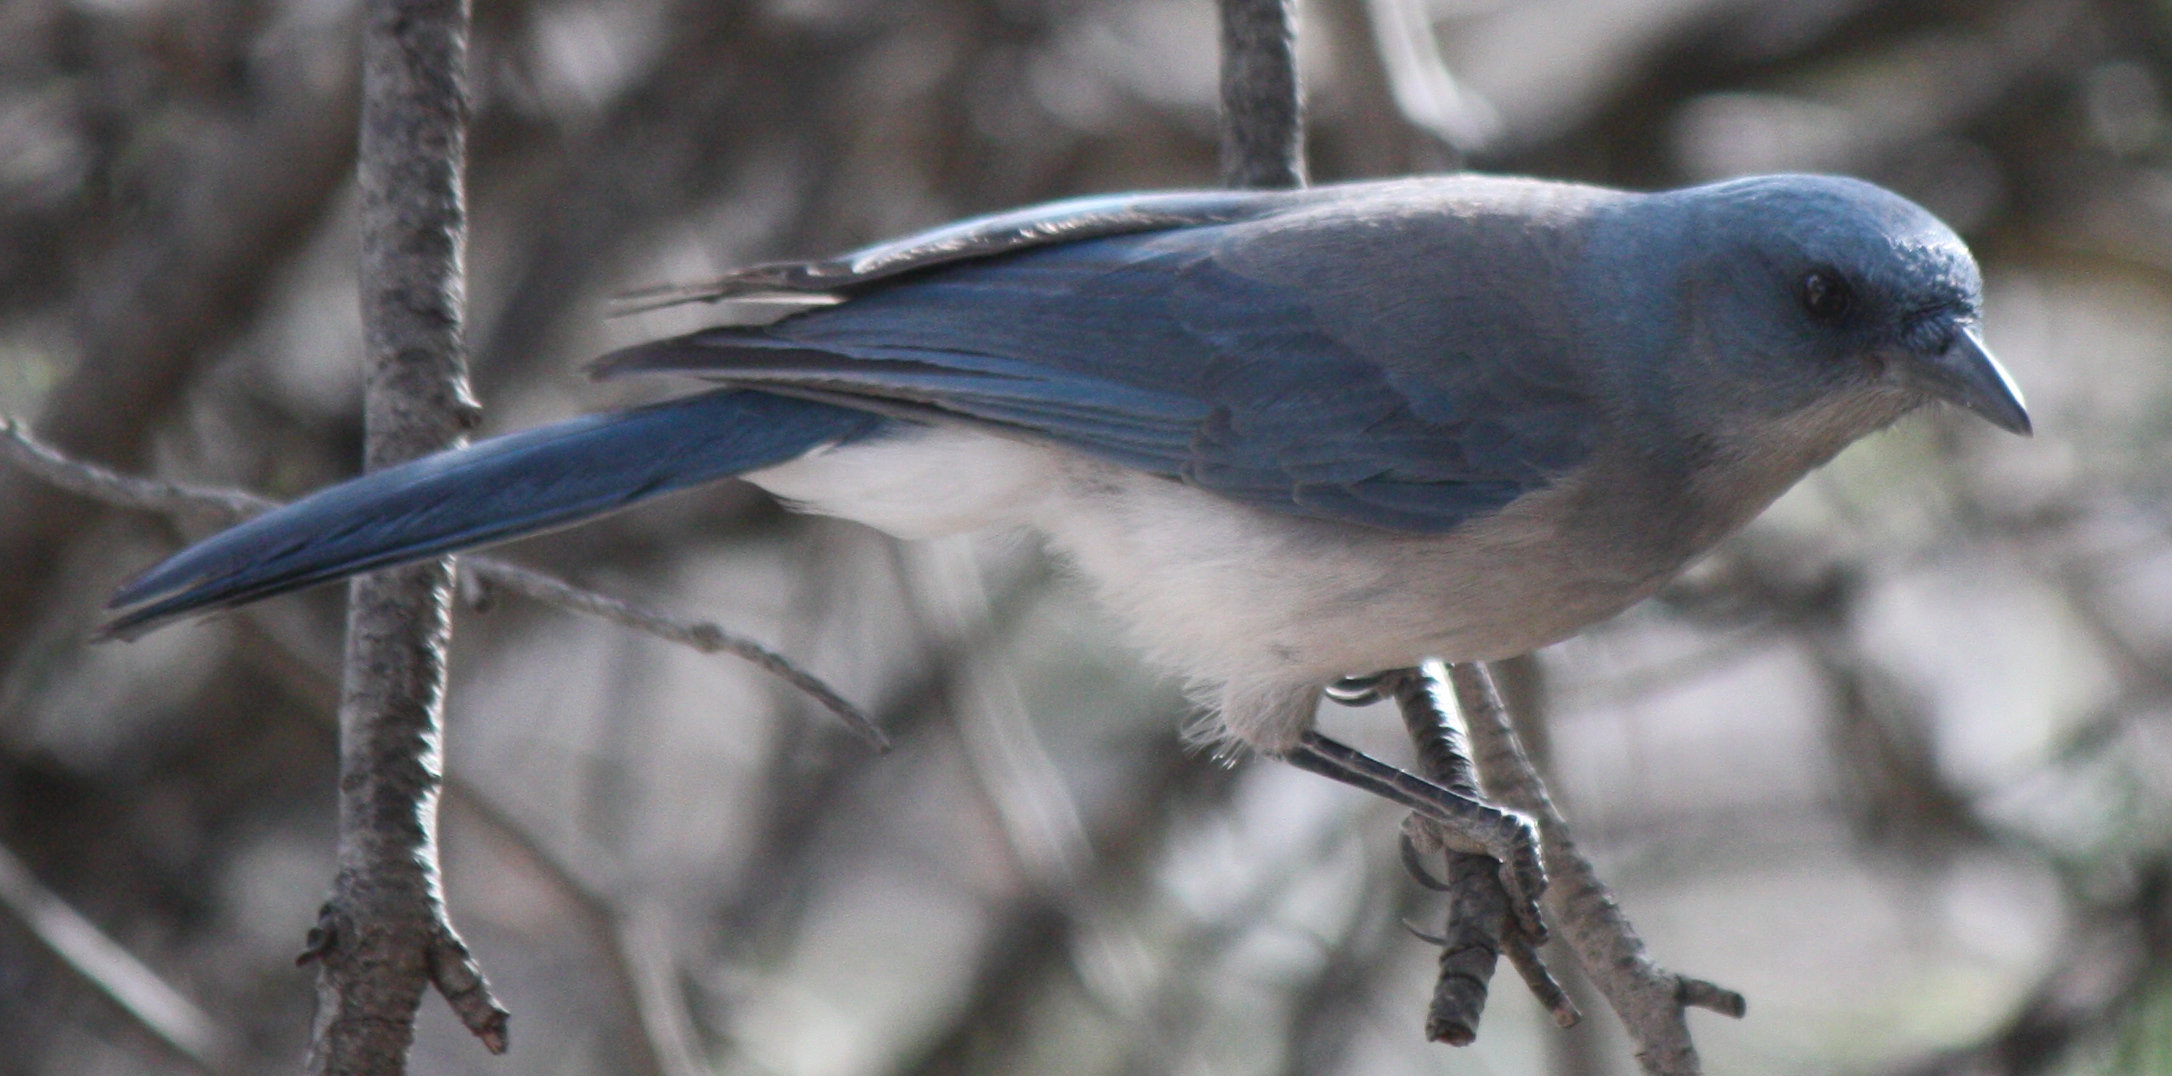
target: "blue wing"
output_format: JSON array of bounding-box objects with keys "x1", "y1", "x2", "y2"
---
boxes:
[{"x1": 597, "y1": 213, "x2": 1600, "y2": 532}]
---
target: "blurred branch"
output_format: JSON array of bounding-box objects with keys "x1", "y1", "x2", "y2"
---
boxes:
[
  {"x1": 905, "y1": 539, "x2": 1091, "y2": 889},
  {"x1": 900, "y1": 538, "x2": 1175, "y2": 1037},
  {"x1": 903, "y1": 771, "x2": 1365, "y2": 1076},
  {"x1": 0, "y1": 841, "x2": 237, "y2": 1074},
  {"x1": 0, "y1": 10, "x2": 359, "y2": 674},
  {"x1": 0, "y1": 416, "x2": 878, "y2": 746},
  {"x1": 1898, "y1": 862, "x2": 2172, "y2": 1076},
  {"x1": 1690, "y1": 549, "x2": 1998, "y2": 853},
  {"x1": 462, "y1": 561, "x2": 884, "y2": 748},
  {"x1": 1552, "y1": 621, "x2": 1784, "y2": 709},
  {"x1": 1276, "y1": 859, "x2": 1413, "y2": 1075},
  {"x1": 1219, "y1": 0, "x2": 1307, "y2": 188},
  {"x1": 1357, "y1": 0, "x2": 1495, "y2": 156},
  {"x1": 1449, "y1": 662, "x2": 1745, "y2": 1076},
  {"x1": 1310, "y1": 0, "x2": 1465, "y2": 178},
  {"x1": 472, "y1": 0, "x2": 882, "y2": 392}
]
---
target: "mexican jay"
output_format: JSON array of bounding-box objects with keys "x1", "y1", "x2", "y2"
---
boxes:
[{"x1": 108, "y1": 172, "x2": 2030, "y2": 766}]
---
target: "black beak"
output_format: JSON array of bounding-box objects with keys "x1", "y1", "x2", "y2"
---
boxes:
[{"x1": 1899, "y1": 328, "x2": 2032, "y2": 436}]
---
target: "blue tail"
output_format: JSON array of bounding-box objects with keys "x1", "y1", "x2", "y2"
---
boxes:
[{"x1": 105, "y1": 389, "x2": 884, "y2": 637}]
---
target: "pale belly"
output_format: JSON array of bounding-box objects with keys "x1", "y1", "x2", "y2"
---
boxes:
[
  {"x1": 749, "y1": 426, "x2": 1685, "y2": 748},
  {"x1": 1029, "y1": 454, "x2": 1677, "y2": 684}
]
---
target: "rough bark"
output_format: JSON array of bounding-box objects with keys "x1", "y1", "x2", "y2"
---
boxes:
[
  {"x1": 301, "y1": 1, "x2": 507, "y2": 1071},
  {"x1": 1217, "y1": 0, "x2": 1307, "y2": 189}
]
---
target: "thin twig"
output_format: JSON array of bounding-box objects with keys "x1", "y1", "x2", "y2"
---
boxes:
[
  {"x1": 1447, "y1": 662, "x2": 1744, "y2": 1076},
  {"x1": 0, "y1": 414, "x2": 276, "y2": 517},
  {"x1": 0, "y1": 841, "x2": 238, "y2": 1074},
  {"x1": 463, "y1": 561, "x2": 885, "y2": 749},
  {"x1": 0, "y1": 416, "x2": 879, "y2": 747}
]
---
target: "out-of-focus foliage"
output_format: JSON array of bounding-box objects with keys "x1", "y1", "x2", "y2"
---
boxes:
[{"x1": 2, "y1": 0, "x2": 2169, "y2": 1073}]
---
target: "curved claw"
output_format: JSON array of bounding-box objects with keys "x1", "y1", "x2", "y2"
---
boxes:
[
  {"x1": 1399, "y1": 830, "x2": 1454, "y2": 891},
  {"x1": 1325, "y1": 674, "x2": 1390, "y2": 706},
  {"x1": 1281, "y1": 732, "x2": 1550, "y2": 941},
  {"x1": 1401, "y1": 918, "x2": 1453, "y2": 946}
]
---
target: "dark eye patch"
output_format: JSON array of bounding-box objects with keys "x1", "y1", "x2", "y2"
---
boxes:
[{"x1": 1799, "y1": 270, "x2": 1853, "y2": 323}]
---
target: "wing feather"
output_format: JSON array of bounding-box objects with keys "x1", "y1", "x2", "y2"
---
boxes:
[{"x1": 599, "y1": 201, "x2": 1603, "y2": 532}]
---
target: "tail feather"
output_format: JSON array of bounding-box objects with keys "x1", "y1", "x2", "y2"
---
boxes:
[{"x1": 104, "y1": 390, "x2": 883, "y2": 636}]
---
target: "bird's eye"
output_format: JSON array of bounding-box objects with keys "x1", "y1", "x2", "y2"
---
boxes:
[{"x1": 1799, "y1": 270, "x2": 1853, "y2": 323}]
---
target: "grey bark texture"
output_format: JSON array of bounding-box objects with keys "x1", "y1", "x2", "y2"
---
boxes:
[
  {"x1": 1385, "y1": 668, "x2": 1577, "y2": 1043},
  {"x1": 1449, "y1": 662, "x2": 1745, "y2": 1076},
  {"x1": 1217, "y1": 0, "x2": 1306, "y2": 189},
  {"x1": 302, "y1": 0, "x2": 507, "y2": 1071}
]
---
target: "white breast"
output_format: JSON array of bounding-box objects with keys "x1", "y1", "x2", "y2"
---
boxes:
[{"x1": 743, "y1": 425, "x2": 1676, "y2": 753}]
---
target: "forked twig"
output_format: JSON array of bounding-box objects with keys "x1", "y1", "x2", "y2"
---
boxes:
[
  {"x1": 1330, "y1": 667, "x2": 1578, "y2": 1044},
  {"x1": 1447, "y1": 661, "x2": 1745, "y2": 1076}
]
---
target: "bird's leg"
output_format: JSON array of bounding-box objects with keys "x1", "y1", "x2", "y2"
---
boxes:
[{"x1": 1282, "y1": 730, "x2": 1547, "y2": 939}]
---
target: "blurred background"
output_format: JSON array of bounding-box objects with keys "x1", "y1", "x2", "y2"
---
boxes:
[{"x1": 3, "y1": 0, "x2": 2171, "y2": 1072}]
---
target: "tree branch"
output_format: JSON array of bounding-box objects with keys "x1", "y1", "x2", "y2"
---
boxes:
[
  {"x1": 303, "y1": 0, "x2": 509, "y2": 1068},
  {"x1": 1218, "y1": 0, "x2": 1307, "y2": 188},
  {"x1": 1447, "y1": 662, "x2": 1744, "y2": 1076},
  {"x1": 1374, "y1": 667, "x2": 1578, "y2": 1043},
  {"x1": 0, "y1": 840, "x2": 237, "y2": 1073}
]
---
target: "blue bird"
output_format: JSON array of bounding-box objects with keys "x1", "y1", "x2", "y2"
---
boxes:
[{"x1": 106, "y1": 174, "x2": 2029, "y2": 919}]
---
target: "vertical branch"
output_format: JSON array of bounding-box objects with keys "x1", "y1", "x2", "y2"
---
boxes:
[
  {"x1": 1387, "y1": 667, "x2": 1577, "y2": 1043},
  {"x1": 302, "y1": 0, "x2": 508, "y2": 1071},
  {"x1": 1217, "y1": 0, "x2": 1307, "y2": 189},
  {"x1": 1448, "y1": 662, "x2": 1743, "y2": 1076}
]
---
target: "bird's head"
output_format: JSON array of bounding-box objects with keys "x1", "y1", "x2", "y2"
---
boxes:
[{"x1": 1631, "y1": 174, "x2": 2031, "y2": 441}]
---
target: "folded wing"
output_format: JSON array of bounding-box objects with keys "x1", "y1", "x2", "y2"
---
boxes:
[{"x1": 598, "y1": 215, "x2": 1600, "y2": 533}]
